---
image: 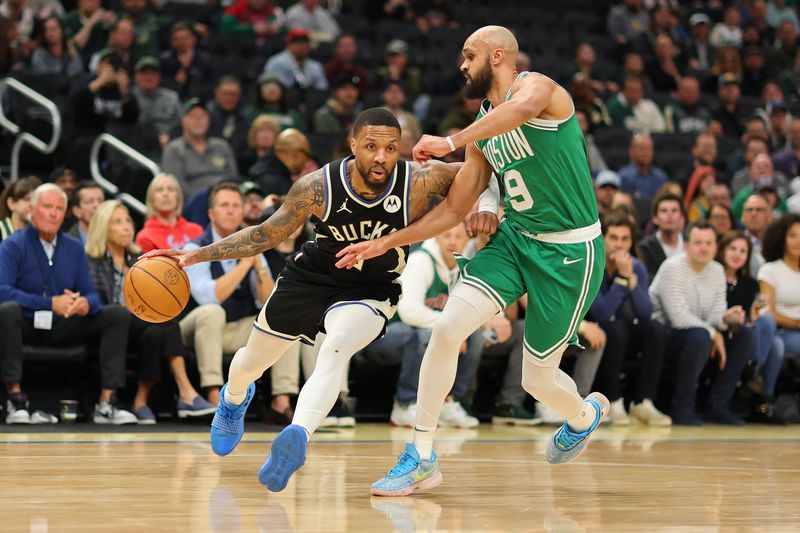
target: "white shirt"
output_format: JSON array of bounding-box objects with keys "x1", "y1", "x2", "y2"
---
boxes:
[
  {"x1": 656, "y1": 230, "x2": 684, "y2": 260},
  {"x1": 39, "y1": 234, "x2": 57, "y2": 264},
  {"x1": 758, "y1": 260, "x2": 800, "y2": 320}
]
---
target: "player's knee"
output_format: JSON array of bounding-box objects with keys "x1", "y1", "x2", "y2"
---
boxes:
[
  {"x1": 430, "y1": 316, "x2": 470, "y2": 349},
  {"x1": 197, "y1": 304, "x2": 226, "y2": 326},
  {"x1": 521, "y1": 361, "x2": 555, "y2": 398}
]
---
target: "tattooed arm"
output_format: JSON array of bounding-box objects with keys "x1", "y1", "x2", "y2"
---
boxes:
[
  {"x1": 142, "y1": 169, "x2": 326, "y2": 267},
  {"x1": 408, "y1": 160, "x2": 463, "y2": 220}
]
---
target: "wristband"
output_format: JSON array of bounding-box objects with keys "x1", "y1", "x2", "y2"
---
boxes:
[
  {"x1": 613, "y1": 276, "x2": 629, "y2": 287},
  {"x1": 446, "y1": 135, "x2": 456, "y2": 152}
]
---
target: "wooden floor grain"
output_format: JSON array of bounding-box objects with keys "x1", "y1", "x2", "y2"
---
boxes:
[{"x1": 1, "y1": 424, "x2": 799, "y2": 532}]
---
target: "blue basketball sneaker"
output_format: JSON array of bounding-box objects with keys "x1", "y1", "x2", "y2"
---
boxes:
[
  {"x1": 258, "y1": 424, "x2": 308, "y2": 492},
  {"x1": 371, "y1": 443, "x2": 442, "y2": 497},
  {"x1": 210, "y1": 383, "x2": 256, "y2": 456},
  {"x1": 545, "y1": 392, "x2": 609, "y2": 465}
]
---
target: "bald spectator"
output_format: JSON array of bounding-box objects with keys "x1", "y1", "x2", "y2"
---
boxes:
[
  {"x1": 619, "y1": 134, "x2": 668, "y2": 201},
  {"x1": 665, "y1": 77, "x2": 712, "y2": 134},
  {"x1": 161, "y1": 98, "x2": 238, "y2": 197},
  {"x1": 263, "y1": 28, "x2": 328, "y2": 91},
  {"x1": 730, "y1": 137, "x2": 770, "y2": 195},
  {"x1": 606, "y1": 76, "x2": 666, "y2": 133},
  {"x1": 249, "y1": 128, "x2": 313, "y2": 196},
  {"x1": 742, "y1": 193, "x2": 774, "y2": 276},
  {"x1": 325, "y1": 34, "x2": 370, "y2": 94},
  {"x1": 0, "y1": 184, "x2": 134, "y2": 424},
  {"x1": 285, "y1": 0, "x2": 340, "y2": 43},
  {"x1": 732, "y1": 154, "x2": 790, "y2": 219}
]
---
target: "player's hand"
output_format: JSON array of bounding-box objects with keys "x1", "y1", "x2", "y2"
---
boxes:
[
  {"x1": 710, "y1": 331, "x2": 727, "y2": 370},
  {"x1": 139, "y1": 248, "x2": 198, "y2": 268},
  {"x1": 467, "y1": 211, "x2": 499, "y2": 237},
  {"x1": 412, "y1": 135, "x2": 453, "y2": 164},
  {"x1": 335, "y1": 239, "x2": 390, "y2": 269}
]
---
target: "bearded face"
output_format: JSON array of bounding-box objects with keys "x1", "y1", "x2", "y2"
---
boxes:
[{"x1": 464, "y1": 57, "x2": 493, "y2": 99}]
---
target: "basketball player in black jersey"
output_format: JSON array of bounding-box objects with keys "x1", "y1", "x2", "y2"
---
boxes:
[{"x1": 144, "y1": 108, "x2": 499, "y2": 492}]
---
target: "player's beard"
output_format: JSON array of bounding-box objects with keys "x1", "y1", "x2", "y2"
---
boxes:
[
  {"x1": 356, "y1": 161, "x2": 391, "y2": 194},
  {"x1": 464, "y1": 60, "x2": 493, "y2": 99}
]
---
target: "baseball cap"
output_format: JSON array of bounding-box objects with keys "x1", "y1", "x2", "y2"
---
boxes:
[
  {"x1": 96, "y1": 48, "x2": 116, "y2": 63},
  {"x1": 689, "y1": 13, "x2": 711, "y2": 26},
  {"x1": 135, "y1": 56, "x2": 159, "y2": 72},
  {"x1": 754, "y1": 177, "x2": 777, "y2": 193},
  {"x1": 240, "y1": 181, "x2": 264, "y2": 197},
  {"x1": 386, "y1": 39, "x2": 409, "y2": 55},
  {"x1": 286, "y1": 28, "x2": 310, "y2": 44},
  {"x1": 718, "y1": 72, "x2": 740, "y2": 86},
  {"x1": 595, "y1": 170, "x2": 621, "y2": 189},
  {"x1": 333, "y1": 72, "x2": 360, "y2": 89},
  {"x1": 767, "y1": 100, "x2": 788, "y2": 115},
  {"x1": 182, "y1": 97, "x2": 206, "y2": 116}
]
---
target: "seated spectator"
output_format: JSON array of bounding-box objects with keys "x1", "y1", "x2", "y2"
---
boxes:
[
  {"x1": 162, "y1": 98, "x2": 238, "y2": 197},
  {"x1": 730, "y1": 137, "x2": 770, "y2": 195},
  {"x1": 742, "y1": 192, "x2": 775, "y2": 276},
  {"x1": 679, "y1": 132, "x2": 719, "y2": 186},
  {"x1": 741, "y1": 45, "x2": 769, "y2": 98},
  {"x1": 85, "y1": 200, "x2": 215, "y2": 423},
  {"x1": 70, "y1": 47, "x2": 139, "y2": 139},
  {"x1": 64, "y1": 0, "x2": 115, "y2": 65},
  {"x1": 30, "y1": 16, "x2": 83, "y2": 78},
  {"x1": 778, "y1": 52, "x2": 800, "y2": 101},
  {"x1": 245, "y1": 75, "x2": 305, "y2": 130},
  {"x1": 132, "y1": 56, "x2": 181, "y2": 148},
  {"x1": 375, "y1": 39, "x2": 422, "y2": 103},
  {"x1": 181, "y1": 182, "x2": 274, "y2": 405},
  {"x1": 263, "y1": 28, "x2": 328, "y2": 91},
  {"x1": 285, "y1": 0, "x2": 340, "y2": 43},
  {"x1": 762, "y1": 99, "x2": 790, "y2": 151},
  {"x1": 771, "y1": 21, "x2": 798, "y2": 75},
  {"x1": 382, "y1": 81, "x2": 421, "y2": 141},
  {"x1": 159, "y1": 22, "x2": 214, "y2": 100},
  {"x1": 619, "y1": 133, "x2": 668, "y2": 202},
  {"x1": 67, "y1": 180, "x2": 104, "y2": 244},
  {"x1": 717, "y1": 230, "x2": 786, "y2": 424},
  {"x1": 649, "y1": 222, "x2": 752, "y2": 425},
  {"x1": 684, "y1": 166, "x2": 718, "y2": 223},
  {"x1": 438, "y1": 93, "x2": 482, "y2": 135},
  {"x1": 712, "y1": 72, "x2": 746, "y2": 139},
  {"x1": 595, "y1": 170, "x2": 621, "y2": 218},
  {"x1": 220, "y1": 0, "x2": 284, "y2": 37},
  {"x1": 372, "y1": 222, "x2": 485, "y2": 428},
  {"x1": 571, "y1": 75, "x2": 612, "y2": 130},
  {"x1": 207, "y1": 76, "x2": 250, "y2": 155},
  {"x1": 576, "y1": 110, "x2": 608, "y2": 175},
  {"x1": 0, "y1": 0, "x2": 34, "y2": 45},
  {"x1": 0, "y1": 15, "x2": 24, "y2": 75},
  {"x1": 606, "y1": 76, "x2": 666, "y2": 133},
  {"x1": 88, "y1": 18, "x2": 136, "y2": 74},
  {"x1": 664, "y1": 76, "x2": 711, "y2": 134},
  {"x1": 710, "y1": 5, "x2": 743, "y2": 49},
  {"x1": 710, "y1": 183, "x2": 733, "y2": 208},
  {"x1": 249, "y1": 128, "x2": 312, "y2": 196},
  {"x1": 706, "y1": 202, "x2": 737, "y2": 238},
  {"x1": 0, "y1": 175, "x2": 40, "y2": 242},
  {"x1": 687, "y1": 13, "x2": 715, "y2": 74},
  {"x1": 240, "y1": 114, "x2": 280, "y2": 178},
  {"x1": 119, "y1": 0, "x2": 162, "y2": 60},
  {"x1": 240, "y1": 181, "x2": 265, "y2": 227},
  {"x1": 732, "y1": 154, "x2": 790, "y2": 219},
  {"x1": 566, "y1": 42, "x2": 608, "y2": 95},
  {"x1": 759, "y1": 214, "x2": 800, "y2": 361},
  {"x1": 313, "y1": 74, "x2": 359, "y2": 136},
  {"x1": 606, "y1": 0, "x2": 650, "y2": 47},
  {"x1": 768, "y1": 0, "x2": 800, "y2": 32},
  {"x1": 324, "y1": 34, "x2": 370, "y2": 94},
  {"x1": 135, "y1": 173, "x2": 203, "y2": 252},
  {"x1": 749, "y1": 0, "x2": 774, "y2": 46},
  {"x1": 591, "y1": 211, "x2": 671, "y2": 425},
  {"x1": 615, "y1": 51, "x2": 652, "y2": 94},
  {"x1": 645, "y1": 34, "x2": 684, "y2": 93},
  {"x1": 638, "y1": 193, "x2": 686, "y2": 278},
  {"x1": 0, "y1": 184, "x2": 135, "y2": 424},
  {"x1": 773, "y1": 117, "x2": 800, "y2": 179}
]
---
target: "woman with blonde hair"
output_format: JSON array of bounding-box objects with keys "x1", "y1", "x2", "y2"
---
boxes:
[
  {"x1": 87, "y1": 200, "x2": 215, "y2": 423},
  {"x1": 240, "y1": 114, "x2": 280, "y2": 177},
  {"x1": 135, "y1": 173, "x2": 202, "y2": 252}
]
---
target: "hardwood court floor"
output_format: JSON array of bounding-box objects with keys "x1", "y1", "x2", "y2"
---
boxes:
[{"x1": 1, "y1": 424, "x2": 799, "y2": 532}]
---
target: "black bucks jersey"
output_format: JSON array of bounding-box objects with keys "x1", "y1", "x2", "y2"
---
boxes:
[{"x1": 312, "y1": 155, "x2": 412, "y2": 283}]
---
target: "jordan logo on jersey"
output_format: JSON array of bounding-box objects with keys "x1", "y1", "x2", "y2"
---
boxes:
[
  {"x1": 337, "y1": 198, "x2": 352, "y2": 214},
  {"x1": 481, "y1": 127, "x2": 534, "y2": 171}
]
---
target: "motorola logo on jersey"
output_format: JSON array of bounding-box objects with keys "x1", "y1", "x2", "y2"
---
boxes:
[
  {"x1": 383, "y1": 195, "x2": 401, "y2": 213},
  {"x1": 327, "y1": 220, "x2": 395, "y2": 242}
]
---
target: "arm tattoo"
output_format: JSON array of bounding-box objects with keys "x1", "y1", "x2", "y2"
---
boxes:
[
  {"x1": 411, "y1": 161, "x2": 463, "y2": 200},
  {"x1": 193, "y1": 170, "x2": 326, "y2": 262}
]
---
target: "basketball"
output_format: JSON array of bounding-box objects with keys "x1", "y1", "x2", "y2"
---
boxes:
[{"x1": 123, "y1": 257, "x2": 191, "y2": 323}]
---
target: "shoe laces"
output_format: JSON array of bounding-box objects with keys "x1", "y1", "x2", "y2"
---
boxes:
[
  {"x1": 553, "y1": 424, "x2": 585, "y2": 451},
  {"x1": 387, "y1": 451, "x2": 418, "y2": 478}
]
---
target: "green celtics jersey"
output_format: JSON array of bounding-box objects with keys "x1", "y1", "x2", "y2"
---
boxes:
[{"x1": 474, "y1": 72, "x2": 599, "y2": 235}]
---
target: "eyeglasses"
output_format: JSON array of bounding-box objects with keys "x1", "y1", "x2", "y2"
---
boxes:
[{"x1": 743, "y1": 207, "x2": 768, "y2": 213}]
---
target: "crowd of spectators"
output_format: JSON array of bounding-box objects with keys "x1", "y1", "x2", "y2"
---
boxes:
[{"x1": 0, "y1": 0, "x2": 800, "y2": 426}]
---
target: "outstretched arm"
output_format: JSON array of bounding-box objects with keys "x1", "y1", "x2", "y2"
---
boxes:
[
  {"x1": 336, "y1": 144, "x2": 493, "y2": 268},
  {"x1": 142, "y1": 169, "x2": 325, "y2": 267}
]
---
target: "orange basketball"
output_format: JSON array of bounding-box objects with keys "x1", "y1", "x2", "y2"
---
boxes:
[{"x1": 123, "y1": 257, "x2": 191, "y2": 323}]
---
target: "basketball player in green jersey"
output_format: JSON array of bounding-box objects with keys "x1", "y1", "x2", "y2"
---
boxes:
[{"x1": 336, "y1": 25, "x2": 609, "y2": 496}]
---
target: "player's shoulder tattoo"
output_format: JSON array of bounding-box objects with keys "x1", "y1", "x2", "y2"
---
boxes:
[
  {"x1": 410, "y1": 160, "x2": 463, "y2": 200},
  {"x1": 286, "y1": 167, "x2": 326, "y2": 217}
]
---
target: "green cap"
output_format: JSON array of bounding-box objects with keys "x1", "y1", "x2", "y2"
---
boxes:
[
  {"x1": 182, "y1": 97, "x2": 206, "y2": 116},
  {"x1": 135, "y1": 56, "x2": 159, "y2": 72}
]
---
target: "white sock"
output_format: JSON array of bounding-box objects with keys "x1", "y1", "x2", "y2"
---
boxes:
[
  {"x1": 521, "y1": 346, "x2": 589, "y2": 431},
  {"x1": 413, "y1": 426, "x2": 435, "y2": 460},
  {"x1": 566, "y1": 401, "x2": 595, "y2": 432}
]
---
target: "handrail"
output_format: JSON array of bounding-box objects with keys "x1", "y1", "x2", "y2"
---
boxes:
[
  {"x1": 0, "y1": 77, "x2": 62, "y2": 181},
  {"x1": 90, "y1": 133, "x2": 161, "y2": 216}
]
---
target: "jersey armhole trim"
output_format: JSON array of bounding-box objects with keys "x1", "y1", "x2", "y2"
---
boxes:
[
  {"x1": 321, "y1": 163, "x2": 333, "y2": 221},
  {"x1": 404, "y1": 161, "x2": 412, "y2": 227}
]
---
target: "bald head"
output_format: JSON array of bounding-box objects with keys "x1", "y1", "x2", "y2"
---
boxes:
[
  {"x1": 464, "y1": 25, "x2": 518, "y2": 66},
  {"x1": 274, "y1": 129, "x2": 312, "y2": 175}
]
